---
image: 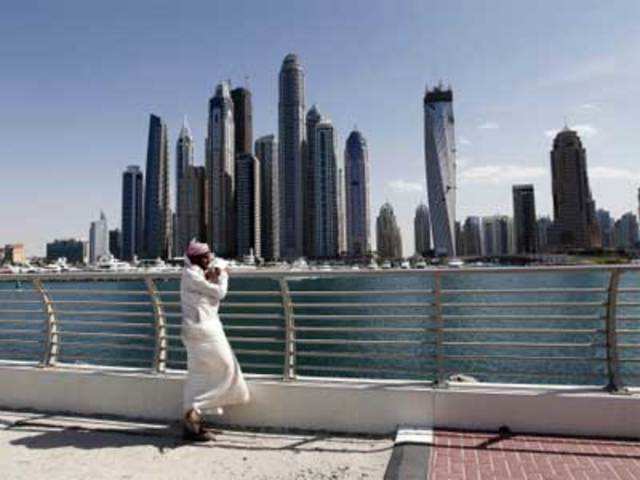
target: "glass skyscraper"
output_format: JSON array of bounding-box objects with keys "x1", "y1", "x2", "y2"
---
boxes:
[
  {"x1": 414, "y1": 203, "x2": 431, "y2": 257},
  {"x1": 312, "y1": 119, "x2": 339, "y2": 258},
  {"x1": 255, "y1": 135, "x2": 280, "y2": 260},
  {"x1": 121, "y1": 165, "x2": 143, "y2": 260},
  {"x1": 278, "y1": 54, "x2": 305, "y2": 259},
  {"x1": 423, "y1": 85, "x2": 456, "y2": 257},
  {"x1": 143, "y1": 114, "x2": 171, "y2": 259},
  {"x1": 344, "y1": 129, "x2": 370, "y2": 258},
  {"x1": 175, "y1": 118, "x2": 194, "y2": 256}
]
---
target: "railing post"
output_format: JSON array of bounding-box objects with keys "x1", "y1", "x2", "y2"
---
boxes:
[
  {"x1": 146, "y1": 277, "x2": 167, "y2": 374},
  {"x1": 433, "y1": 271, "x2": 446, "y2": 387},
  {"x1": 280, "y1": 277, "x2": 296, "y2": 381},
  {"x1": 34, "y1": 279, "x2": 58, "y2": 367},
  {"x1": 604, "y1": 269, "x2": 626, "y2": 393}
]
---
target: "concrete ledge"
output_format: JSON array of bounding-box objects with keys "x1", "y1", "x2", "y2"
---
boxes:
[{"x1": 1, "y1": 364, "x2": 639, "y2": 437}]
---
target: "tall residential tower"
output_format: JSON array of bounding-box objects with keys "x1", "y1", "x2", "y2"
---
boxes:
[
  {"x1": 121, "y1": 165, "x2": 144, "y2": 261},
  {"x1": 423, "y1": 86, "x2": 456, "y2": 257},
  {"x1": 255, "y1": 135, "x2": 280, "y2": 260},
  {"x1": 175, "y1": 117, "x2": 195, "y2": 255},
  {"x1": 344, "y1": 129, "x2": 371, "y2": 257}
]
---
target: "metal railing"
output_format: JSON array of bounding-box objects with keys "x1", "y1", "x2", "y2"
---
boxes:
[{"x1": 1, "y1": 265, "x2": 640, "y2": 392}]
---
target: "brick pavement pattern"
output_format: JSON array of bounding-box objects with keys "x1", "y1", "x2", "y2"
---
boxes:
[{"x1": 429, "y1": 430, "x2": 640, "y2": 480}]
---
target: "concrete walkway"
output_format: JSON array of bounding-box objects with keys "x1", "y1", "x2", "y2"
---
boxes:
[{"x1": 0, "y1": 410, "x2": 393, "y2": 480}]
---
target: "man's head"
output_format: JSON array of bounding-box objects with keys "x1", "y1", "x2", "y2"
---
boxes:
[{"x1": 186, "y1": 240, "x2": 213, "y2": 271}]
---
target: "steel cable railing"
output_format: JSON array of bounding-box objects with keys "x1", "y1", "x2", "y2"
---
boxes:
[{"x1": 0, "y1": 266, "x2": 638, "y2": 391}]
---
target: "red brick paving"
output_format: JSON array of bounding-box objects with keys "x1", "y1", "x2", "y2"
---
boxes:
[{"x1": 429, "y1": 430, "x2": 640, "y2": 479}]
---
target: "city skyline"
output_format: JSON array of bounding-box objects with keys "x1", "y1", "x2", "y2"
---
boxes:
[{"x1": 2, "y1": 1, "x2": 640, "y2": 256}]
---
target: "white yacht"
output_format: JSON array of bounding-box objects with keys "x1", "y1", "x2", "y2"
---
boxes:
[
  {"x1": 400, "y1": 260, "x2": 411, "y2": 269},
  {"x1": 290, "y1": 258, "x2": 309, "y2": 271},
  {"x1": 381, "y1": 260, "x2": 392, "y2": 270},
  {"x1": 95, "y1": 254, "x2": 134, "y2": 272}
]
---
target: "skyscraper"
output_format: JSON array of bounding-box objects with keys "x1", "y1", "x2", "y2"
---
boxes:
[
  {"x1": 596, "y1": 209, "x2": 614, "y2": 248},
  {"x1": 337, "y1": 166, "x2": 347, "y2": 256},
  {"x1": 536, "y1": 217, "x2": 552, "y2": 253},
  {"x1": 235, "y1": 153, "x2": 261, "y2": 258},
  {"x1": 278, "y1": 54, "x2": 306, "y2": 259},
  {"x1": 206, "y1": 82, "x2": 236, "y2": 257},
  {"x1": 231, "y1": 87, "x2": 253, "y2": 156},
  {"x1": 414, "y1": 203, "x2": 431, "y2": 257},
  {"x1": 550, "y1": 128, "x2": 600, "y2": 250},
  {"x1": 313, "y1": 119, "x2": 339, "y2": 258},
  {"x1": 614, "y1": 213, "x2": 639, "y2": 250},
  {"x1": 423, "y1": 85, "x2": 456, "y2": 257},
  {"x1": 462, "y1": 216, "x2": 482, "y2": 256},
  {"x1": 176, "y1": 117, "x2": 195, "y2": 256},
  {"x1": 143, "y1": 114, "x2": 171, "y2": 259},
  {"x1": 255, "y1": 135, "x2": 280, "y2": 261},
  {"x1": 121, "y1": 165, "x2": 144, "y2": 261},
  {"x1": 109, "y1": 229, "x2": 122, "y2": 259},
  {"x1": 344, "y1": 129, "x2": 371, "y2": 258},
  {"x1": 303, "y1": 105, "x2": 322, "y2": 257},
  {"x1": 376, "y1": 203, "x2": 403, "y2": 260},
  {"x1": 482, "y1": 215, "x2": 511, "y2": 256},
  {"x1": 512, "y1": 184, "x2": 537, "y2": 254},
  {"x1": 89, "y1": 212, "x2": 109, "y2": 263}
]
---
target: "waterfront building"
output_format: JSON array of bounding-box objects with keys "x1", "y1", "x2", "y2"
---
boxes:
[
  {"x1": 614, "y1": 212, "x2": 639, "y2": 250},
  {"x1": 46, "y1": 239, "x2": 85, "y2": 264},
  {"x1": 89, "y1": 212, "x2": 109, "y2": 264},
  {"x1": 278, "y1": 54, "x2": 306, "y2": 259},
  {"x1": 344, "y1": 129, "x2": 371, "y2": 257},
  {"x1": 482, "y1": 215, "x2": 511, "y2": 256},
  {"x1": 121, "y1": 165, "x2": 144, "y2": 261},
  {"x1": 376, "y1": 203, "x2": 403, "y2": 260},
  {"x1": 183, "y1": 165, "x2": 207, "y2": 246},
  {"x1": 414, "y1": 203, "x2": 431, "y2": 257},
  {"x1": 255, "y1": 135, "x2": 280, "y2": 260},
  {"x1": 596, "y1": 209, "x2": 614, "y2": 249},
  {"x1": 175, "y1": 117, "x2": 195, "y2": 256},
  {"x1": 337, "y1": 166, "x2": 347, "y2": 256},
  {"x1": 536, "y1": 216, "x2": 553, "y2": 253},
  {"x1": 143, "y1": 114, "x2": 171, "y2": 259},
  {"x1": 109, "y1": 229, "x2": 122, "y2": 259},
  {"x1": 206, "y1": 82, "x2": 236, "y2": 257},
  {"x1": 550, "y1": 128, "x2": 600, "y2": 250},
  {"x1": 512, "y1": 184, "x2": 537, "y2": 254},
  {"x1": 313, "y1": 119, "x2": 339, "y2": 259},
  {"x1": 303, "y1": 105, "x2": 322, "y2": 257},
  {"x1": 3, "y1": 244, "x2": 25, "y2": 264},
  {"x1": 236, "y1": 154, "x2": 261, "y2": 258},
  {"x1": 231, "y1": 87, "x2": 253, "y2": 156},
  {"x1": 455, "y1": 221, "x2": 464, "y2": 256},
  {"x1": 423, "y1": 85, "x2": 456, "y2": 256},
  {"x1": 462, "y1": 216, "x2": 482, "y2": 256}
]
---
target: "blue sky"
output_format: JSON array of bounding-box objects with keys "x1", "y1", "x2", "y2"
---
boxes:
[{"x1": 1, "y1": 0, "x2": 639, "y2": 256}]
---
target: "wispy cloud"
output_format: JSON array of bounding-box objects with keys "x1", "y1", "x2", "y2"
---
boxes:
[
  {"x1": 387, "y1": 179, "x2": 424, "y2": 194},
  {"x1": 477, "y1": 122, "x2": 500, "y2": 130},
  {"x1": 460, "y1": 165, "x2": 546, "y2": 185},
  {"x1": 590, "y1": 166, "x2": 640, "y2": 181},
  {"x1": 579, "y1": 103, "x2": 601, "y2": 112},
  {"x1": 545, "y1": 124, "x2": 599, "y2": 139},
  {"x1": 458, "y1": 136, "x2": 472, "y2": 146}
]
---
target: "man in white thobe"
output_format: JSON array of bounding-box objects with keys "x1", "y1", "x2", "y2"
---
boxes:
[{"x1": 181, "y1": 240, "x2": 250, "y2": 441}]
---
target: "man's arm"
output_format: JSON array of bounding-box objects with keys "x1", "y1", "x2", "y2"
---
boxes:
[{"x1": 188, "y1": 270, "x2": 229, "y2": 301}]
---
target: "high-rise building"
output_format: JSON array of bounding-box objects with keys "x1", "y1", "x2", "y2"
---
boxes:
[
  {"x1": 462, "y1": 216, "x2": 482, "y2": 256},
  {"x1": 109, "y1": 229, "x2": 122, "y2": 259},
  {"x1": 303, "y1": 105, "x2": 322, "y2": 257},
  {"x1": 183, "y1": 165, "x2": 207, "y2": 246},
  {"x1": 206, "y1": 82, "x2": 236, "y2": 257},
  {"x1": 512, "y1": 184, "x2": 537, "y2": 254},
  {"x1": 143, "y1": 114, "x2": 171, "y2": 259},
  {"x1": 614, "y1": 213, "x2": 639, "y2": 250},
  {"x1": 344, "y1": 129, "x2": 371, "y2": 258},
  {"x1": 175, "y1": 117, "x2": 195, "y2": 256},
  {"x1": 235, "y1": 154, "x2": 261, "y2": 258},
  {"x1": 3, "y1": 244, "x2": 25, "y2": 264},
  {"x1": 455, "y1": 221, "x2": 464, "y2": 256},
  {"x1": 482, "y1": 215, "x2": 511, "y2": 256},
  {"x1": 550, "y1": 128, "x2": 600, "y2": 250},
  {"x1": 337, "y1": 166, "x2": 347, "y2": 256},
  {"x1": 46, "y1": 239, "x2": 85, "y2": 264},
  {"x1": 278, "y1": 54, "x2": 306, "y2": 259},
  {"x1": 89, "y1": 211, "x2": 109, "y2": 263},
  {"x1": 414, "y1": 203, "x2": 431, "y2": 257},
  {"x1": 424, "y1": 85, "x2": 456, "y2": 257},
  {"x1": 596, "y1": 209, "x2": 614, "y2": 249},
  {"x1": 231, "y1": 87, "x2": 253, "y2": 156},
  {"x1": 376, "y1": 203, "x2": 403, "y2": 259},
  {"x1": 121, "y1": 165, "x2": 144, "y2": 261},
  {"x1": 536, "y1": 217, "x2": 553, "y2": 253},
  {"x1": 255, "y1": 135, "x2": 280, "y2": 261},
  {"x1": 313, "y1": 119, "x2": 339, "y2": 258}
]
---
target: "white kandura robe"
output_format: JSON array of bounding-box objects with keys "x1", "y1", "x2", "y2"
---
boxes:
[{"x1": 180, "y1": 261, "x2": 250, "y2": 416}]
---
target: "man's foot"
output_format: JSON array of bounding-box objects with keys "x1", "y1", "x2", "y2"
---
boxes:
[{"x1": 182, "y1": 427, "x2": 216, "y2": 442}]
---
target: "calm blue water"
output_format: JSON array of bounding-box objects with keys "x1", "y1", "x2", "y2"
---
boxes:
[{"x1": 1, "y1": 270, "x2": 639, "y2": 386}]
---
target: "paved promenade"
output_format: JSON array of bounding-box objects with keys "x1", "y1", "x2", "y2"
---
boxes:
[
  {"x1": 430, "y1": 430, "x2": 640, "y2": 480},
  {"x1": 0, "y1": 410, "x2": 392, "y2": 480}
]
